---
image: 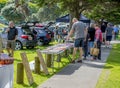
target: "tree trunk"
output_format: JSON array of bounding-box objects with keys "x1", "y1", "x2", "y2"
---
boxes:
[{"x1": 69, "y1": 10, "x2": 81, "y2": 29}]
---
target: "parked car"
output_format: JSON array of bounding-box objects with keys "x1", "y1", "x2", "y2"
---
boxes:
[
  {"x1": 20, "y1": 21, "x2": 53, "y2": 46},
  {"x1": 34, "y1": 27, "x2": 52, "y2": 45},
  {"x1": 0, "y1": 26, "x2": 37, "y2": 50}
]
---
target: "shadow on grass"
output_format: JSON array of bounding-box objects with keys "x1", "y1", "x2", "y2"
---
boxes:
[
  {"x1": 104, "y1": 65, "x2": 113, "y2": 69},
  {"x1": 18, "y1": 82, "x2": 38, "y2": 88}
]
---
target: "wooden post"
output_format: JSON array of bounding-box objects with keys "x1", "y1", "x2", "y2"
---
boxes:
[
  {"x1": 34, "y1": 56, "x2": 40, "y2": 74},
  {"x1": 64, "y1": 50, "x2": 68, "y2": 57},
  {"x1": 70, "y1": 47, "x2": 73, "y2": 54},
  {"x1": 46, "y1": 54, "x2": 52, "y2": 67},
  {"x1": 16, "y1": 62, "x2": 24, "y2": 84},
  {"x1": 36, "y1": 49, "x2": 49, "y2": 75},
  {"x1": 20, "y1": 52, "x2": 34, "y2": 85}
]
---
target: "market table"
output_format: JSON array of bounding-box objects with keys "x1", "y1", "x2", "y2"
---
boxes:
[
  {"x1": 0, "y1": 64, "x2": 14, "y2": 88},
  {"x1": 40, "y1": 43, "x2": 73, "y2": 72}
]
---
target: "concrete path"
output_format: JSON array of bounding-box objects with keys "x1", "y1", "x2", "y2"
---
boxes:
[{"x1": 37, "y1": 46, "x2": 111, "y2": 88}]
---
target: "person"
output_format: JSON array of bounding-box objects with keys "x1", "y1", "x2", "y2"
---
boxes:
[
  {"x1": 101, "y1": 22, "x2": 107, "y2": 44},
  {"x1": 113, "y1": 25, "x2": 119, "y2": 40},
  {"x1": 61, "y1": 28, "x2": 68, "y2": 42},
  {"x1": 53, "y1": 25, "x2": 59, "y2": 42},
  {"x1": 105, "y1": 23, "x2": 114, "y2": 48},
  {"x1": 6, "y1": 21, "x2": 18, "y2": 57},
  {"x1": 67, "y1": 18, "x2": 87, "y2": 63},
  {"x1": 92, "y1": 24, "x2": 102, "y2": 60},
  {"x1": 83, "y1": 31, "x2": 89, "y2": 60},
  {"x1": 88, "y1": 23, "x2": 95, "y2": 56}
]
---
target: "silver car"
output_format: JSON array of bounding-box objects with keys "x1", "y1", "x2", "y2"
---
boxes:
[{"x1": 0, "y1": 27, "x2": 37, "y2": 50}]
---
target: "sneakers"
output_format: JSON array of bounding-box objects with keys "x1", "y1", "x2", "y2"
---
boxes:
[
  {"x1": 77, "y1": 60, "x2": 82, "y2": 63},
  {"x1": 71, "y1": 60, "x2": 75, "y2": 63},
  {"x1": 91, "y1": 57, "x2": 96, "y2": 61},
  {"x1": 71, "y1": 59, "x2": 82, "y2": 63}
]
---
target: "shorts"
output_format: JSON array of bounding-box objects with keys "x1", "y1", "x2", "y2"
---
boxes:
[
  {"x1": 106, "y1": 36, "x2": 112, "y2": 41},
  {"x1": 102, "y1": 33, "x2": 106, "y2": 40},
  {"x1": 7, "y1": 40, "x2": 15, "y2": 50},
  {"x1": 74, "y1": 38, "x2": 84, "y2": 48}
]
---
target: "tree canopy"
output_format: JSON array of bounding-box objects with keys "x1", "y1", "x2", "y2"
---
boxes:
[
  {"x1": 0, "y1": 0, "x2": 7, "y2": 11},
  {"x1": 35, "y1": 0, "x2": 120, "y2": 24},
  {"x1": 86, "y1": 1, "x2": 120, "y2": 24},
  {"x1": 1, "y1": 4, "x2": 25, "y2": 22},
  {"x1": 0, "y1": 0, "x2": 120, "y2": 24}
]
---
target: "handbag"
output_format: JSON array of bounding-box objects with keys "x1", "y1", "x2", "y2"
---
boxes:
[{"x1": 90, "y1": 44, "x2": 99, "y2": 56}]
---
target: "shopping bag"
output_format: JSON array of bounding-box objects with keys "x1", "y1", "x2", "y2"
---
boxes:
[
  {"x1": 90, "y1": 43, "x2": 99, "y2": 56},
  {"x1": 92, "y1": 48, "x2": 99, "y2": 56},
  {"x1": 90, "y1": 48, "x2": 94, "y2": 55}
]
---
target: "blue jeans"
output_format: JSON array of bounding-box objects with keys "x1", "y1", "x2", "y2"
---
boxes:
[
  {"x1": 88, "y1": 41, "x2": 94, "y2": 53},
  {"x1": 89, "y1": 41, "x2": 94, "y2": 48}
]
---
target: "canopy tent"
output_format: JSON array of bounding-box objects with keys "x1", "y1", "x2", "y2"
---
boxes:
[{"x1": 56, "y1": 14, "x2": 90, "y2": 23}]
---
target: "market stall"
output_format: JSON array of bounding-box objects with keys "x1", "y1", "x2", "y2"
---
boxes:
[{"x1": 41, "y1": 43, "x2": 73, "y2": 72}]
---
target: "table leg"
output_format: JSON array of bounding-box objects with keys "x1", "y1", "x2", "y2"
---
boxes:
[{"x1": 51, "y1": 54, "x2": 54, "y2": 73}]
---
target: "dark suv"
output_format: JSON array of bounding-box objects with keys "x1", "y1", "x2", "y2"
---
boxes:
[{"x1": 34, "y1": 27, "x2": 52, "y2": 45}]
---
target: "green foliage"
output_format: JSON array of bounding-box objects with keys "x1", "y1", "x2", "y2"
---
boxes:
[
  {"x1": 86, "y1": 3, "x2": 120, "y2": 24},
  {"x1": 0, "y1": 0, "x2": 7, "y2": 11},
  {"x1": 36, "y1": 5, "x2": 61, "y2": 22},
  {"x1": 28, "y1": 13, "x2": 38, "y2": 22},
  {"x1": 106, "y1": 8, "x2": 120, "y2": 24},
  {"x1": 1, "y1": 4, "x2": 25, "y2": 22},
  {"x1": 28, "y1": 2, "x2": 39, "y2": 14},
  {"x1": 34, "y1": 0, "x2": 99, "y2": 21}
]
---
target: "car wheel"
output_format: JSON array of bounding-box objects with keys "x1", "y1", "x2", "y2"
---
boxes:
[
  {"x1": 26, "y1": 46, "x2": 30, "y2": 49},
  {"x1": 37, "y1": 39, "x2": 44, "y2": 45},
  {"x1": 44, "y1": 41, "x2": 49, "y2": 45},
  {"x1": 15, "y1": 41, "x2": 22, "y2": 50},
  {"x1": 31, "y1": 46, "x2": 34, "y2": 48}
]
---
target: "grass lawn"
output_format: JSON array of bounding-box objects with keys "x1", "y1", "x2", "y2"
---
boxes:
[
  {"x1": 3, "y1": 42, "x2": 72, "y2": 88},
  {"x1": 96, "y1": 44, "x2": 120, "y2": 88}
]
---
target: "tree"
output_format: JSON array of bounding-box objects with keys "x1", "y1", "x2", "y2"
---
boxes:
[
  {"x1": 14, "y1": 0, "x2": 30, "y2": 18},
  {"x1": 34, "y1": 0, "x2": 97, "y2": 20},
  {"x1": 1, "y1": 4, "x2": 25, "y2": 22},
  {"x1": 36, "y1": 5, "x2": 61, "y2": 22},
  {"x1": 28, "y1": 2, "x2": 39, "y2": 14},
  {"x1": 0, "y1": 0, "x2": 7, "y2": 11},
  {"x1": 86, "y1": 1, "x2": 120, "y2": 24},
  {"x1": 35, "y1": 0, "x2": 120, "y2": 24}
]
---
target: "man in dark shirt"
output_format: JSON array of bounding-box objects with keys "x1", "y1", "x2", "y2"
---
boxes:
[
  {"x1": 101, "y1": 22, "x2": 107, "y2": 44},
  {"x1": 6, "y1": 21, "x2": 18, "y2": 57}
]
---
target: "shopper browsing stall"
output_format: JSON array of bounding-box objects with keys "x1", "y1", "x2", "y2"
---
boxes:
[{"x1": 67, "y1": 18, "x2": 87, "y2": 63}]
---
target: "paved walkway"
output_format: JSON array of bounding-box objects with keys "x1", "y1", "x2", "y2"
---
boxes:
[{"x1": 37, "y1": 45, "x2": 111, "y2": 88}]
